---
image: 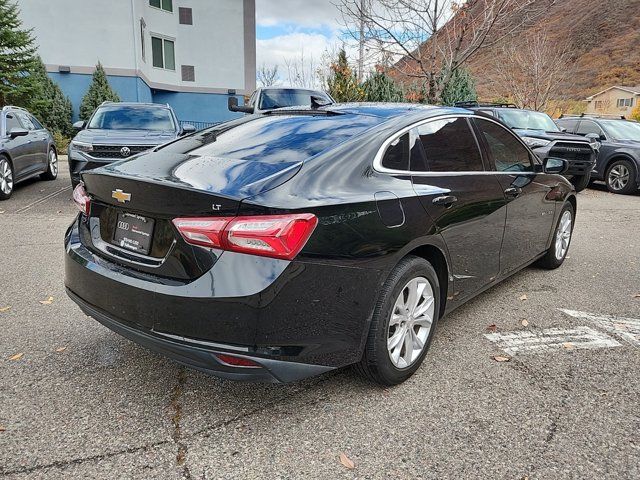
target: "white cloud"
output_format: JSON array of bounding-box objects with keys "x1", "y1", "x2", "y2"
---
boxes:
[{"x1": 256, "y1": 0, "x2": 342, "y2": 28}]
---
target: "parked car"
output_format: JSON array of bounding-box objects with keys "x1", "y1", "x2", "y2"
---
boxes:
[
  {"x1": 228, "y1": 87, "x2": 334, "y2": 114},
  {"x1": 68, "y1": 102, "x2": 195, "y2": 188},
  {"x1": 65, "y1": 104, "x2": 576, "y2": 385},
  {"x1": 555, "y1": 115, "x2": 640, "y2": 194},
  {"x1": 0, "y1": 106, "x2": 58, "y2": 200},
  {"x1": 456, "y1": 102, "x2": 597, "y2": 192}
]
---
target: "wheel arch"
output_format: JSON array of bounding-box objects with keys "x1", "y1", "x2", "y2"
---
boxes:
[
  {"x1": 566, "y1": 193, "x2": 577, "y2": 214},
  {"x1": 603, "y1": 153, "x2": 637, "y2": 176}
]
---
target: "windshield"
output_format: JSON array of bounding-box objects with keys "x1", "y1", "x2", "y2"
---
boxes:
[
  {"x1": 259, "y1": 90, "x2": 331, "y2": 110},
  {"x1": 88, "y1": 106, "x2": 175, "y2": 131},
  {"x1": 600, "y1": 120, "x2": 640, "y2": 141},
  {"x1": 498, "y1": 110, "x2": 559, "y2": 132}
]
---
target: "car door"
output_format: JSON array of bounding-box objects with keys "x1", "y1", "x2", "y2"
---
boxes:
[
  {"x1": 3, "y1": 112, "x2": 32, "y2": 179},
  {"x1": 29, "y1": 114, "x2": 50, "y2": 169},
  {"x1": 410, "y1": 116, "x2": 506, "y2": 303},
  {"x1": 575, "y1": 119, "x2": 608, "y2": 179},
  {"x1": 472, "y1": 117, "x2": 556, "y2": 275},
  {"x1": 15, "y1": 111, "x2": 47, "y2": 173}
]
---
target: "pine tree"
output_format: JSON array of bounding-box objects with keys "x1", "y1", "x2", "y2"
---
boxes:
[
  {"x1": 362, "y1": 69, "x2": 405, "y2": 103},
  {"x1": 326, "y1": 50, "x2": 364, "y2": 103},
  {"x1": 79, "y1": 63, "x2": 121, "y2": 120},
  {"x1": 0, "y1": 0, "x2": 37, "y2": 107},
  {"x1": 439, "y1": 67, "x2": 478, "y2": 106}
]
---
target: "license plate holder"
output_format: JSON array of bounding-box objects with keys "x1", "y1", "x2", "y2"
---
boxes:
[{"x1": 112, "y1": 212, "x2": 155, "y2": 255}]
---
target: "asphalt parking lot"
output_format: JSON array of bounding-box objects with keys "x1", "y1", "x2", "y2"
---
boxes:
[{"x1": 1, "y1": 161, "x2": 638, "y2": 479}]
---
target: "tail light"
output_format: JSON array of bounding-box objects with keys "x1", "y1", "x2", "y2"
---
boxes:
[
  {"x1": 172, "y1": 213, "x2": 317, "y2": 260},
  {"x1": 214, "y1": 353, "x2": 261, "y2": 368},
  {"x1": 72, "y1": 183, "x2": 90, "y2": 216}
]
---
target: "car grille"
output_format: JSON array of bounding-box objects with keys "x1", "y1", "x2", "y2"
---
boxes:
[
  {"x1": 89, "y1": 145, "x2": 153, "y2": 159},
  {"x1": 549, "y1": 143, "x2": 593, "y2": 163}
]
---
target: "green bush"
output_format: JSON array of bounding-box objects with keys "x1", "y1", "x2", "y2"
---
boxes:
[
  {"x1": 52, "y1": 130, "x2": 70, "y2": 153},
  {"x1": 326, "y1": 50, "x2": 364, "y2": 102},
  {"x1": 362, "y1": 70, "x2": 405, "y2": 103},
  {"x1": 439, "y1": 67, "x2": 478, "y2": 106}
]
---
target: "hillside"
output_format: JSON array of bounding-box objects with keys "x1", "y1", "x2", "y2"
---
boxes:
[{"x1": 467, "y1": 0, "x2": 640, "y2": 100}]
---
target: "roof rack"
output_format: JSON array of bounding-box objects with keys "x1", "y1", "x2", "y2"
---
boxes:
[
  {"x1": 1, "y1": 105, "x2": 29, "y2": 113},
  {"x1": 558, "y1": 113, "x2": 627, "y2": 120},
  {"x1": 454, "y1": 101, "x2": 519, "y2": 109}
]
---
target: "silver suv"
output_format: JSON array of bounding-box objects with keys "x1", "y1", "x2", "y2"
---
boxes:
[
  {"x1": 68, "y1": 102, "x2": 195, "y2": 187},
  {"x1": 0, "y1": 106, "x2": 58, "y2": 200}
]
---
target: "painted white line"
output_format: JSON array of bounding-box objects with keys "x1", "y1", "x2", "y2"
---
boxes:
[
  {"x1": 484, "y1": 326, "x2": 621, "y2": 355},
  {"x1": 15, "y1": 185, "x2": 72, "y2": 214},
  {"x1": 558, "y1": 309, "x2": 640, "y2": 347}
]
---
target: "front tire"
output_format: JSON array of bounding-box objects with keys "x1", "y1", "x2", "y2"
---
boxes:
[
  {"x1": 570, "y1": 173, "x2": 590, "y2": 193},
  {"x1": 40, "y1": 148, "x2": 58, "y2": 181},
  {"x1": 356, "y1": 256, "x2": 440, "y2": 386},
  {"x1": 605, "y1": 159, "x2": 637, "y2": 194},
  {"x1": 0, "y1": 156, "x2": 14, "y2": 200},
  {"x1": 536, "y1": 202, "x2": 575, "y2": 270}
]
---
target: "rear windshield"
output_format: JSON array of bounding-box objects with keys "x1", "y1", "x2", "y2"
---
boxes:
[
  {"x1": 259, "y1": 90, "x2": 331, "y2": 110},
  {"x1": 88, "y1": 106, "x2": 175, "y2": 131},
  {"x1": 498, "y1": 110, "x2": 559, "y2": 132},
  {"x1": 164, "y1": 114, "x2": 379, "y2": 163}
]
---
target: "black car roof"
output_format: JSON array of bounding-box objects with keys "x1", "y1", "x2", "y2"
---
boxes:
[{"x1": 319, "y1": 103, "x2": 467, "y2": 119}]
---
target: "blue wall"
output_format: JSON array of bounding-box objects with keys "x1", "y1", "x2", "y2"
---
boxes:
[{"x1": 48, "y1": 72, "x2": 242, "y2": 124}]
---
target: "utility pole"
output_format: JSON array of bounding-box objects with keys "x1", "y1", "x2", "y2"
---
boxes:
[{"x1": 357, "y1": 0, "x2": 366, "y2": 82}]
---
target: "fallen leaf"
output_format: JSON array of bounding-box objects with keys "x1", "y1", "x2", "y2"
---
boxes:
[
  {"x1": 521, "y1": 319, "x2": 529, "y2": 327},
  {"x1": 486, "y1": 324, "x2": 497, "y2": 332},
  {"x1": 519, "y1": 294, "x2": 528, "y2": 301},
  {"x1": 634, "y1": 293, "x2": 640, "y2": 299},
  {"x1": 0, "y1": 306, "x2": 11, "y2": 313},
  {"x1": 493, "y1": 355, "x2": 511, "y2": 362},
  {"x1": 55, "y1": 347, "x2": 67, "y2": 353},
  {"x1": 0, "y1": 210, "x2": 4, "y2": 214},
  {"x1": 0, "y1": 425, "x2": 5, "y2": 432},
  {"x1": 339, "y1": 452, "x2": 355, "y2": 470},
  {"x1": 563, "y1": 342, "x2": 574, "y2": 350},
  {"x1": 39, "y1": 296, "x2": 54, "y2": 305},
  {"x1": 9, "y1": 352, "x2": 24, "y2": 361}
]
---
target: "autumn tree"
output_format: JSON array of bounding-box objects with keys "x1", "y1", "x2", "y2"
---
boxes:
[
  {"x1": 0, "y1": 0, "x2": 37, "y2": 107},
  {"x1": 326, "y1": 49, "x2": 364, "y2": 102},
  {"x1": 439, "y1": 67, "x2": 477, "y2": 106},
  {"x1": 337, "y1": 0, "x2": 555, "y2": 103}
]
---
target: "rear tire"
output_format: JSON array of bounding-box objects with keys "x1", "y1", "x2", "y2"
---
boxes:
[
  {"x1": 536, "y1": 202, "x2": 575, "y2": 270},
  {"x1": 0, "y1": 156, "x2": 14, "y2": 200},
  {"x1": 356, "y1": 256, "x2": 440, "y2": 386},
  {"x1": 40, "y1": 148, "x2": 58, "y2": 181},
  {"x1": 570, "y1": 173, "x2": 590, "y2": 193},
  {"x1": 605, "y1": 159, "x2": 637, "y2": 194}
]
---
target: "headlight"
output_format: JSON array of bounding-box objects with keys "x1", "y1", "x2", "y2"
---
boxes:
[
  {"x1": 522, "y1": 137, "x2": 551, "y2": 149},
  {"x1": 70, "y1": 141, "x2": 93, "y2": 153}
]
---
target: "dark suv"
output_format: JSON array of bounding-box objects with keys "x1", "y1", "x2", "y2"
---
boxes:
[
  {"x1": 555, "y1": 115, "x2": 640, "y2": 194},
  {"x1": 0, "y1": 106, "x2": 58, "y2": 200},
  {"x1": 457, "y1": 103, "x2": 597, "y2": 192},
  {"x1": 69, "y1": 102, "x2": 195, "y2": 187}
]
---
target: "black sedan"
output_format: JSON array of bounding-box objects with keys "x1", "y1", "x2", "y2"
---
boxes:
[{"x1": 65, "y1": 104, "x2": 577, "y2": 385}]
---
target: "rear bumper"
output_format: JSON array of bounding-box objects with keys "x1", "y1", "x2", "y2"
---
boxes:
[
  {"x1": 67, "y1": 289, "x2": 334, "y2": 382},
  {"x1": 64, "y1": 217, "x2": 383, "y2": 377}
]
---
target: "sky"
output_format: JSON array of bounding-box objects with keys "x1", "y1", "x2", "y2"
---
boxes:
[{"x1": 255, "y1": 0, "x2": 346, "y2": 86}]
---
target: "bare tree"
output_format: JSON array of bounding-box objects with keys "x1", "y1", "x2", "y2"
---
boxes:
[
  {"x1": 336, "y1": 0, "x2": 555, "y2": 103},
  {"x1": 257, "y1": 64, "x2": 279, "y2": 87},
  {"x1": 284, "y1": 50, "x2": 321, "y2": 89},
  {"x1": 490, "y1": 33, "x2": 573, "y2": 111}
]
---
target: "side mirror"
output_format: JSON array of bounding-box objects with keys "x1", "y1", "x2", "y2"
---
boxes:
[
  {"x1": 9, "y1": 128, "x2": 29, "y2": 139},
  {"x1": 181, "y1": 124, "x2": 196, "y2": 135},
  {"x1": 228, "y1": 96, "x2": 253, "y2": 114},
  {"x1": 559, "y1": 127, "x2": 567, "y2": 133},
  {"x1": 73, "y1": 120, "x2": 86, "y2": 130},
  {"x1": 543, "y1": 157, "x2": 568, "y2": 175},
  {"x1": 585, "y1": 133, "x2": 600, "y2": 142}
]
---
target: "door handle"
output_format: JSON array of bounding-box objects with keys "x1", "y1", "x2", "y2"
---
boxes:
[
  {"x1": 504, "y1": 187, "x2": 522, "y2": 197},
  {"x1": 432, "y1": 195, "x2": 458, "y2": 207}
]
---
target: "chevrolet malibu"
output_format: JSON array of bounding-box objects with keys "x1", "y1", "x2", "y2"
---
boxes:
[{"x1": 65, "y1": 104, "x2": 576, "y2": 385}]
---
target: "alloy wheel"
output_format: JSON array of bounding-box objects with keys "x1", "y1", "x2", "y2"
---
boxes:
[
  {"x1": 49, "y1": 149, "x2": 58, "y2": 177},
  {"x1": 608, "y1": 164, "x2": 630, "y2": 191},
  {"x1": 555, "y1": 210, "x2": 572, "y2": 261},
  {"x1": 387, "y1": 276, "x2": 435, "y2": 369},
  {"x1": 0, "y1": 159, "x2": 13, "y2": 195}
]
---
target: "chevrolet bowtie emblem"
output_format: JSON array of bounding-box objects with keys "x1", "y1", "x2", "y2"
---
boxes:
[{"x1": 111, "y1": 189, "x2": 131, "y2": 203}]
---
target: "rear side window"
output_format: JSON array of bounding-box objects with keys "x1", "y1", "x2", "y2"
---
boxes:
[
  {"x1": 416, "y1": 117, "x2": 483, "y2": 172},
  {"x1": 5, "y1": 114, "x2": 22, "y2": 132},
  {"x1": 381, "y1": 132, "x2": 424, "y2": 171},
  {"x1": 576, "y1": 120, "x2": 604, "y2": 137},
  {"x1": 30, "y1": 115, "x2": 44, "y2": 130},
  {"x1": 474, "y1": 118, "x2": 532, "y2": 172}
]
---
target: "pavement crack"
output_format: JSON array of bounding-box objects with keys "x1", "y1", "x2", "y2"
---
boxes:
[{"x1": 170, "y1": 368, "x2": 192, "y2": 479}]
